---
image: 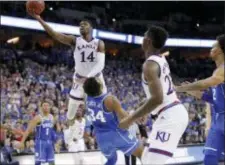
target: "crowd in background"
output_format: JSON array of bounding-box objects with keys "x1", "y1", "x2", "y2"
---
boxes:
[
  {"x1": 1, "y1": 2, "x2": 224, "y2": 39},
  {"x1": 0, "y1": 46, "x2": 212, "y2": 155}
]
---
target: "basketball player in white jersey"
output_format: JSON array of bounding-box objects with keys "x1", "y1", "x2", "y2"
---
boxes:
[
  {"x1": 27, "y1": 10, "x2": 107, "y2": 139},
  {"x1": 64, "y1": 107, "x2": 86, "y2": 152},
  {"x1": 120, "y1": 26, "x2": 188, "y2": 164}
]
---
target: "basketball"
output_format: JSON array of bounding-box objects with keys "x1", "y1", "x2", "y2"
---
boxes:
[{"x1": 26, "y1": 0, "x2": 45, "y2": 15}]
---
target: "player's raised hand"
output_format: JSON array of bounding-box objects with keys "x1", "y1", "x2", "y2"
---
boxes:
[{"x1": 26, "y1": 8, "x2": 41, "y2": 20}]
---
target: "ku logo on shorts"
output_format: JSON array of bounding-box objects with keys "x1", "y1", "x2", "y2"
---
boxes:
[{"x1": 156, "y1": 131, "x2": 171, "y2": 143}]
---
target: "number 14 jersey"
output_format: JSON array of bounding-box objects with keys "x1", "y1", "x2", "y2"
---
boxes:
[
  {"x1": 142, "y1": 55, "x2": 179, "y2": 115},
  {"x1": 73, "y1": 37, "x2": 104, "y2": 77}
]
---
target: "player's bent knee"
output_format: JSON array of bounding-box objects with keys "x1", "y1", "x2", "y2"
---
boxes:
[
  {"x1": 66, "y1": 98, "x2": 82, "y2": 120},
  {"x1": 204, "y1": 154, "x2": 218, "y2": 165}
]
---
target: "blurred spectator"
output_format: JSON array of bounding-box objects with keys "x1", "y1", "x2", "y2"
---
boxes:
[{"x1": 0, "y1": 141, "x2": 19, "y2": 165}]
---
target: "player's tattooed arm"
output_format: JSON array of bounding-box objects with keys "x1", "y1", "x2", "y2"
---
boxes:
[
  {"x1": 176, "y1": 66, "x2": 224, "y2": 92},
  {"x1": 27, "y1": 9, "x2": 76, "y2": 47},
  {"x1": 104, "y1": 95, "x2": 129, "y2": 121},
  {"x1": 119, "y1": 61, "x2": 163, "y2": 129}
]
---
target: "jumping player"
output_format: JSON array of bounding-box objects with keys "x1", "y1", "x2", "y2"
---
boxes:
[
  {"x1": 176, "y1": 34, "x2": 225, "y2": 165},
  {"x1": 119, "y1": 26, "x2": 189, "y2": 164},
  {"x1": 19, "y1": 100, "x2": 55, "y2": 165},
  {"x1": 83, "y1": 77, "x2": 143, "y2": 165},
  {"x1": 27, "y1": 9, "x2": 107, "y2": 140}
]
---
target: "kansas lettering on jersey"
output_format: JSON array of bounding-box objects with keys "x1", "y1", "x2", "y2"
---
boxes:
[
  {"x1": 73, "y1": 37, "x2": 104, "y2": 77},
  {"x1": 142, "y1": 55, "x2": 178, "y2": 115},
  {"x1": 35, "y1": 114, "x2": 54, "y2": 141},
  {"x1": 86, "y1": 93, "x2": 120, "y2": 133}
]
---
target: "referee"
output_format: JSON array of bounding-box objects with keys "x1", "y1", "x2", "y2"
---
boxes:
[{"x1": 124, "y1": 110, "x2": 141, "y2": 165}]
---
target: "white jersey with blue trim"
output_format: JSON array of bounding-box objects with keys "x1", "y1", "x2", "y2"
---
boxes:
[
  {"x1": 142, "y1": 55, "x2": 179, "y2": 115},
  {"x1": 73, "y1": 37, "x2": 104, "y2": 77}
]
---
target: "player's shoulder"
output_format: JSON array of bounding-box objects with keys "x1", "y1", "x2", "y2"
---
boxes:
[
  {"x1": 143, "y1": 59, "x2": 160, "y2": 73},
  {"x1": 103, "y1": 95, "x2": 115, "y2": 109},
  {"x1": 147, "y1": 54, "x2": 166, "y2": 64},
  {"x1": 97, "y1": 39, "x2": 105, "y2": 51}
]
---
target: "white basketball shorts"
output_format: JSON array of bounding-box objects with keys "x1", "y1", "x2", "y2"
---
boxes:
[
  {"x1": 69, "y1": 72, "x2": 107, "y2": 100},
  {"x1": 141, "y1": 102, "x2": 188, "y2": 165}
]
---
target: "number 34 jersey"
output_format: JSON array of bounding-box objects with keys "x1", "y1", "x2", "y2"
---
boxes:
[
  {"x1": 86, "y1": 93, "x2": 121, "y2": 133},
  {"x1": 142, "y1": 55, "x2": 179, "y2": 115},
  {"x1": 73, "y1": 37, "x2": 104, "y2": 77},
  {"x1": 35, "y1": 114, "x2": 54, "y2": 141}
]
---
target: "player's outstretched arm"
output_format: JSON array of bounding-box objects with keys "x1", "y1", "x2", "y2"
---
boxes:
[
  {"x1": 186, "y1": 91, "x2": 203, "y2": 99},
  {"x1": 176, "y1": 66, "x2": 224, "y2": 92},
  {"x1": 27, "y1": 9, "x2": 76, "y2": 47},
  {"x1": 19, "y1": 115, "x2": 41, "y2": 148},
  {"x1": 119, "y1": 61, "x2": 163, "y2": 129},
  {"x1": 104, "y1": 95, "x2": 128, "y2": 121}
]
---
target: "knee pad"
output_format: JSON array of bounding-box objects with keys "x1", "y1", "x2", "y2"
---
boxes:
[
  {"x1": 204, "y1": 154, "x2": 218, "y2": 165},
  {"x1": 105, "y1": 153, "x2": 117, "y2": 165},
  {"x1": 66, "y1": 98, "x2": 82, "y2": 120}
]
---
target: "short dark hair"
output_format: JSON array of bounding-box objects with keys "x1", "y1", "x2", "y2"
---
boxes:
[
  {"x1": 147, "y1": 25, "x2": 169, "y2": 49},
  {"x1": 217, "y1": 34, "x2": 225, "y2": 55},
  {"x1": 83, "y1": 77, "x2": 101, "y2": 97},
  {"x1": 82, "y1": 19, "x2": 93, "y2": 27}
]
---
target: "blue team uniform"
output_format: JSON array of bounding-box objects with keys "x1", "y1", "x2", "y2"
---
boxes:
[
  {"x1": 35, "y1": 114, "x2": 55, "y2": 164},
  {"x1": 86, "y1": 93, "x2": 139, "y2": 164},
  {"x1": 201, "y1": 82, "x2": 225, "y2": 163}
]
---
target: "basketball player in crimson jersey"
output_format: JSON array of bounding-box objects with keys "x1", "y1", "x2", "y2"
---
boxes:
[
  {"x1": 120, "y1": 26, "x2": 188, "y2": 164},
  {"x1": 27, "y1": 9, "x2": 107, "y2": 141}
]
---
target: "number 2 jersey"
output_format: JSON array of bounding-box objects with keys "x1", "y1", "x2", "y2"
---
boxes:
[
  {"x1": 142, "y1": 55, "x2": 179, "y2": 115},
  {"x1": 86, "y1": 93, "x2": 123, "y2": 133},
  {"x1": 35, "y1": 114, "x2": 55, "y2": 141},
  {"x1": 73, "y1": 37, "x2": 105, "y2": 77}
]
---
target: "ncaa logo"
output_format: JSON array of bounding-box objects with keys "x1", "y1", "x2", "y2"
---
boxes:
[{"x1": 156, "y1": 131, "x2": 171, "y2": 143}]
